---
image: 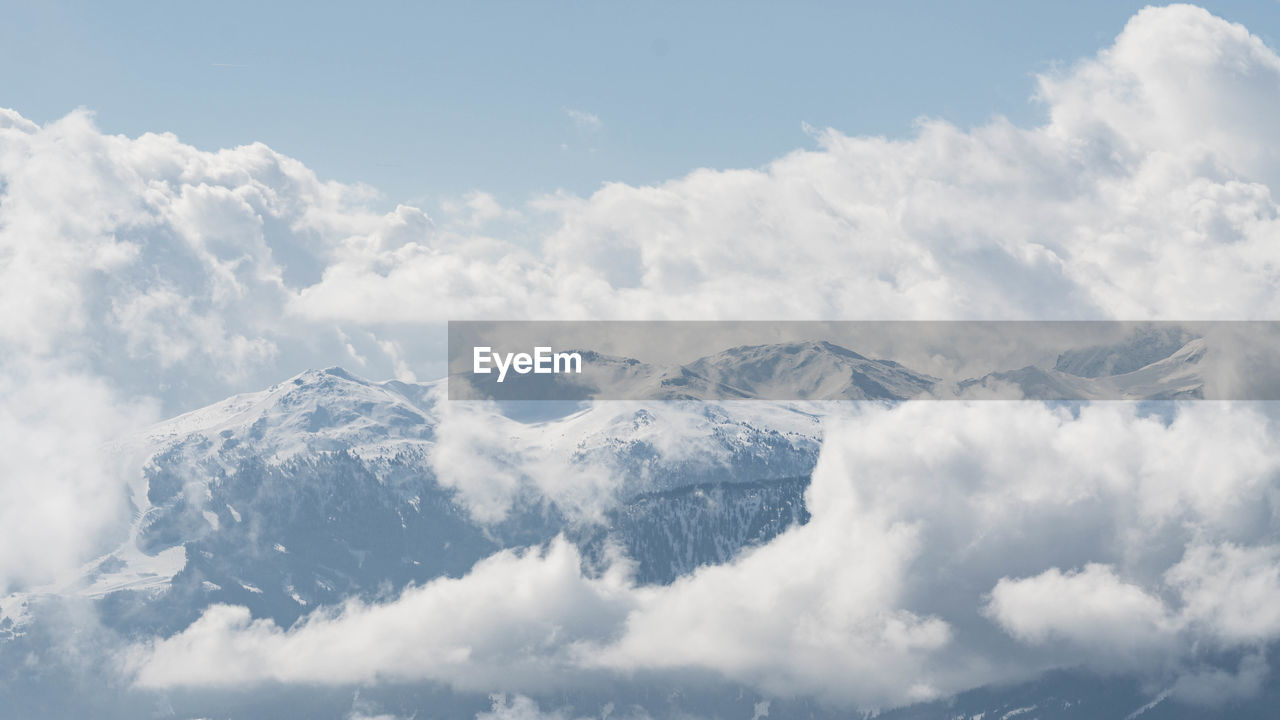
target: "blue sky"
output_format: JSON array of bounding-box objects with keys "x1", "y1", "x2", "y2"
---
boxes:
[{"x1": 3, "y1": 1, "x2": 1277, "y2": 209}]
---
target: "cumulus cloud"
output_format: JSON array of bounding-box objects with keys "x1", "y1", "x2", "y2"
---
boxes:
[
  {"x1": 425, "y1": 397, "x2": 630, "y2": 524},
  {"x1": 293, "y1": 4, "x2": 1280, "y2": 324},
  {"x1": 1, "y1": 4, "x2": 1278, "y2": 398},
  {"x1": 426, "y1": 398, "x2": 821, "y2": 524},
  {"x1": 595, "y1": 401, "x2": 1280, "y2": 704},
  {"x1": 986, "y1": 564, "x2": 1175, "y2": 656},
  {"x1": 125, "y1": 401, "x2": 1280, "y2": 708},
  {"x1": 0, "y1": 365, "x2": 157, "y2": 591},
  {"x1": 128, "y1": 537, "x2": 634, "y2": 690},
  {"x1": 2, "y1": 4, "x2": 1278, "y2": 408},
  {"x1": 0, "y1": 108, "x2": 400, "y2": 591}
]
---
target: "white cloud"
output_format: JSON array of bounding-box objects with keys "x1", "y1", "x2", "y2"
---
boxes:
[
  {"x1": 0, "y1": 365, "x2": 158, "y2": 591},
  {"x1": 286, "y1": 6, "x2": 1280, "y2": 325},
  {"x1": 565, "y1": 108, "x2": 602, "y2": 132},
  {"x1": 128, "y1": 537, "x2": 634, "y2": 690},
  {"x1": 2, "y1": 4, "x2": 1278, "y2": 404},
  {"x1": 1165, "y1": 542, "x2": 1280, "y2": 644},
  {"x1": 0, "y1": 109, "x2": 415, "y2": 590},
  {"x1": 985, "y1": 564, "x2": 1175, "y2": 658},
  {"x1": 594, "y1": 401, "x2": 1280, "y2": 704},
  {"x1": 425, "y1": 398, "x2": 624, "y2": 524}
]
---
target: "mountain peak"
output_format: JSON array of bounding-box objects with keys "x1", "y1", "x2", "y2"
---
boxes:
[
  {"x1": 685, "y1": 340, "x2": 935, "y2": 401},
  {"x1": 319, "y1": 366, "x2": 358, "y2": 380},
  {"x1": 283, "y1": 366, "x2": 367, "y2": 388}
]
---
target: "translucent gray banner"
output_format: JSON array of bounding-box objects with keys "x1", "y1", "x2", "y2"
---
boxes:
[{"x1": 447, "y1": 321, "x2": 1280, "y2": 401}]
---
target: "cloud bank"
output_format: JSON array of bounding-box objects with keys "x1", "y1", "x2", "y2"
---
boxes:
[{"x1": 4, "y1": 5, "x2": 1280, "y2": 407}]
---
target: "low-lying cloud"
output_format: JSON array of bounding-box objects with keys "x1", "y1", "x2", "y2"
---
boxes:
[{"x1": 127, "y1": 402, "x2": 1280, "y2": 709}]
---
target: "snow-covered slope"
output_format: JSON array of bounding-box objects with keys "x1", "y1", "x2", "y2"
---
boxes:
[
  {"x1": 685, "y1": 340, "x2": 939, "y2": 400},
  {"x1": 958, "y1": 335, "x2": 1206, "y2": 400},
  {"x1": 1053, "y1": 326, "x2": 1197, "y2": 378},
  {"x1": 137, "y1": 366, "x2": 441, "y2": 461}
]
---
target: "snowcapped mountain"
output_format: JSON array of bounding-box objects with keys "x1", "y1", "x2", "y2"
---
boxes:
[
  {"x1": 2, "y1": 334, "x2": 1211, "y2": 633},
  {"x1": 0, "y1": 356, "x2": 834, "y2": 718},
  {"x1": 136, "y1": 366, "x2": 440, "y2": 461},
  {"x1": 1, "y1": 359, "x2": 831, "y2": 637}
]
